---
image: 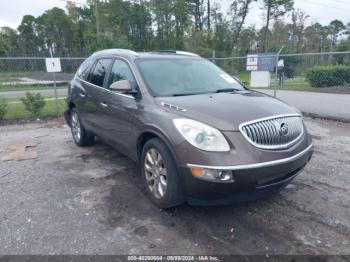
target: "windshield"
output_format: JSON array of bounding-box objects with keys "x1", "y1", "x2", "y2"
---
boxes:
[{"x1": 136, "y1": 58, "x2": 245, "y2": 97}]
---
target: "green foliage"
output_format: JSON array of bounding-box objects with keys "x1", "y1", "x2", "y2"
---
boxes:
[
  {"x1": 261, "y1": 0, "x2": 294, "y2": 51},
  {"x1": 0, "y1": 0, "x2": 349, "y2": 59},
  {"x1": 20, "y1": 92, "x2": 46, "y2": 117},
  {"x1": 338, "y1": 39, "x2": 350, "y2": 52},
  {"x1": 0, "y1": 27, "x2": 19, "y2": 56},
  {"x1": 0, "y1": 98, "x2": 9, "y2": 120},
  {"x1": 4, "y1": 98, "x2": 66, "y2": 120},
  {"x1": 306, "y1": 66, "x2": 350, "y2": 87}
]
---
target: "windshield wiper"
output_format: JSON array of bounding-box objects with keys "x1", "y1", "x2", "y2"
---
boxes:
[
  {"x1": 172, "y1": 92, "x2": 205, "y2": 97},
  {"x1": 215, "y1": 88, "x2": 241, "y2": 93},
  {"x1": 172, "y1": 89, "x2": 241, "y2": 96}
]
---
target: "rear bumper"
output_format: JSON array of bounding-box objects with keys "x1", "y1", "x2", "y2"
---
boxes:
[
  {"x1": 180, "y1": 144, "x2": 313, "y2": 206},
  {"x1": 64, "y1": 110, "x2": 71, "y2": 127}
]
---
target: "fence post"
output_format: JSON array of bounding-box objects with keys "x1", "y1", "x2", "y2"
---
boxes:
[
  {"x1": 49, "y1": 48, "x2": 60, "y2": 117},
  {"x1": 53, "y1": 72, "x2": 59, "y2": 117},
  {"x1": 274, "y1": 54, "x2": 278, "y2": 97}
]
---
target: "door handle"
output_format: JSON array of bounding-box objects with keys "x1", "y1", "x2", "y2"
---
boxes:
[
  {"x1": 100, "y1": 102, "x2": 108, "y2": 108},
  {"x1": 79, "y1": 93, "x2": 86, "y2": 98}
]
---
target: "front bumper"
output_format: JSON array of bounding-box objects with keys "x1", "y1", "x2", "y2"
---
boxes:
[{"x1": 180, "y1": 144, "x2": 313, "y2": 206}]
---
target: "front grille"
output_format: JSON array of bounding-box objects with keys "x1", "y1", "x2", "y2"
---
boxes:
[{"x1": 239, "y1": 114, "x2": 304, "y2": 150}]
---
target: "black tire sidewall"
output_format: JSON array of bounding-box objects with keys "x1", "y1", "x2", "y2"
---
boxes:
[
  {"x1": 141, "y1": 138, "x2": 184, "y2": 208},
  {"x1": 70, "y1": 108, "x2": 94, "y2": 147},
  {"x1": 70, "y1": 108, "x2": 82, "y2": 146}
]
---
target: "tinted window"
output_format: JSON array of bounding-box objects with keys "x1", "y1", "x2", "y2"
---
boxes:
[
  {"x1": 77, "y1": 59, "x2": 94, "y2": 80},
  {"x1": 90, "y1": 59, "x2": 112, "y2": 87},
  {"x1": 136, "y1": 58, "x2": 244, "y2": 97},
  {"x1": 108, "y1": 59, "x2": 135, "y2": 87}
]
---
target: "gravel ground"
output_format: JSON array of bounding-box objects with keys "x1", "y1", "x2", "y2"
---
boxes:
[{"x1": 0, "y1": 117, "x2": 349, "y2": 256}]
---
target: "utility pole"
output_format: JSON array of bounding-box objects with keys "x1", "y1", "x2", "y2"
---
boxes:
[
  {"x1": 274, "y1": 33, "x2": 291, "y2": 97},
  {"x1": 95, "y1": 0, "x2": 100, "y2": 36},
  {"x1": 207, "y1": 0, "x2": 211, "y2": 31}
]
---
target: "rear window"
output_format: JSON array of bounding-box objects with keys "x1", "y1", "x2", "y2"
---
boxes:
[
  {"x1": 89, "y1": 59, "x2": 112, "y2": 87},
  {"x1": 76, "y1": 59, "x2": 94, "y2": 81}
]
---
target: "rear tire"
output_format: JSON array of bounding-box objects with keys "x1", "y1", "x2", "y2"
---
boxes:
[
  {"x1": 141, "y1": 138, "x2": 185, "y2": 208},
  {"x1": 70, "y1": 108, "x2": 95, "y2": 147}
]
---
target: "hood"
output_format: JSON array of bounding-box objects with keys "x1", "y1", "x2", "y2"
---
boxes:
[{"x1": 155, "y1": 91, "x2": 298, "y2": 131}]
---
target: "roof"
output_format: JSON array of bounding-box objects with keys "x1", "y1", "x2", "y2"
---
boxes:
[{"x1": 90, "y1": 49, "x2": 201, "y2": 60}]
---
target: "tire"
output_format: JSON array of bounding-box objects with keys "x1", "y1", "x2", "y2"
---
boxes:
[
  {"x1": 141, "y1": 138, "x2": 185, "y2": 208},
  {"x1": 70, "y1": 108, "x2": 95, "y2": 147}
]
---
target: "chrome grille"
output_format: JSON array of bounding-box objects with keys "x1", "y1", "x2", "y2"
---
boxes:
[{"x1": 239, "y1": 114, "x2": 304, "y2": 149}]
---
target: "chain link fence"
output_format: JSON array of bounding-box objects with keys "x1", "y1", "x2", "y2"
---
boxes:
[
  {"x1": 1, "y1": 51, "x2": 350, "y2": 121},
  {"x1": 0, "y1": 57, "x2": 85, "y2": 121},
  {"x1": 211, "y1": 51, "x2": 350, "y2": 90}
]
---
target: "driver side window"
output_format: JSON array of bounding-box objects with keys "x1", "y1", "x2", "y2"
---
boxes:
[{"x1": 108, "y1": 59, "x2": 136, "y2": 88}]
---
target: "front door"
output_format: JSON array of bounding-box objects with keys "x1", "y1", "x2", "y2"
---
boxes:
[{"x1": 96, "y1": 58, "x2": 140, "y2": 157}]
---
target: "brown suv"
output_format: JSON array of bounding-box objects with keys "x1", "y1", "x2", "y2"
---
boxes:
[{"x1": 65, "y1": 49, "x2": 313, "y2": 208}]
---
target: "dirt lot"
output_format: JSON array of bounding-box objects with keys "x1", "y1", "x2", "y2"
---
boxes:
[{"x1": 0, "y1": 117, "x2": 349, "y2": 256}]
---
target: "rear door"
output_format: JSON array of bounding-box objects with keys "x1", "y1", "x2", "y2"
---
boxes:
[
  {"x1": 78, "y1": 58, "x2": 113, "y2": 134},
  {"x1": 71, "y1": 58, "x2": 94, "y2": 127}
]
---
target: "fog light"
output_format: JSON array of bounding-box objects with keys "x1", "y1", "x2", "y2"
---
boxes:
[{"x1": 190, "y1": 168, "x2": 234, "y2": 183}]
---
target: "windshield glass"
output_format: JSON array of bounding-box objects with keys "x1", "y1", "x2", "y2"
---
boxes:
[{"x1": 136, "y1": 58, "x2": 245, "y2": 97}]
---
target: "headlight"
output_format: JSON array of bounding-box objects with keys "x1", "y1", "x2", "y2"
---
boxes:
[{"x1": 173, "y1": 119, "x2": 230, "y2": 152}]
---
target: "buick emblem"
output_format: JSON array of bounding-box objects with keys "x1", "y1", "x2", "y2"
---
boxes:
[{"x1": 279, "y1": 123, "x2": 289, "y2": 136}]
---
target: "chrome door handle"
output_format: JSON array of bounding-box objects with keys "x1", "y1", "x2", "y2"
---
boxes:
[
  {"x1": 100, "y1": 102, "x2": 108, "y2": 108},
  {"x1": 79, "y1": 93, "x2": 85, "y2": 98}
]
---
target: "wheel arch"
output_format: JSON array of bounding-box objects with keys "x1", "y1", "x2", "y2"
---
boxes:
[
  {"x1": 136, "y1": 127, "x2": 179, "y2": 166},
  {"x1": 68, "y1": 101, "x2": 76, "y2": 110},
  {"x1": 64, "y1": 101, "x2": 76, "y2": 127}
]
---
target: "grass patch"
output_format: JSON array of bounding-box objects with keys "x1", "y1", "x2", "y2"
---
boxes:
[
  {"x1": 236, "y1": 74, "x2": 349, "y2": 93},
  {"x1": 4, "y1": 98, "x2": 66, "y2": 120},
  {"x1": 0, "y1": 71, "x2": 39, "y2": 81},
  {"x1": 0, "y1": 84, "x2": 66, "y2": 92},
  {"x1": 267, "y1": 77, "x2": 313, "y2": 91},
  {"x1": 236, "y1": 72, "x2": 250, "y2": 85},
  {"x1": 5, "y1": 96, "x2": 65, "y2": 103}
]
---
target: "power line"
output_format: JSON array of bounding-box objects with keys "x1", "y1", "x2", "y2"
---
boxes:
[
  {"x1": 299, "y1": 0, "x2": 350, "y2": 12},
  {"x1": 58, "y1": 0, "x2": 86, "y2": 6},
  {"x1": 328, "y1": 0, "x2": 350, "y2": 4}
]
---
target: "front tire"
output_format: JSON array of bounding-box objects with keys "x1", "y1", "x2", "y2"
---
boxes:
[
  {"x1": 70, "y1": 108, "x2": 95, "y2": 147},
  {"x1": 141, "y1": 138, "x2": 185, "y2": 208}
]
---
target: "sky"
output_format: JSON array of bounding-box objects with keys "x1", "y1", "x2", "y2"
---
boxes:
[{"x1": 0, "y1": 0, "x2": 349, "y2": 30}]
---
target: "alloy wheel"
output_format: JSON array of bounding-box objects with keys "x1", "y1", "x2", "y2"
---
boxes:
[
  {"x1": 144, "y1": 148, "x2": 167, "y2": 199},
  {"x1": 71, "y1": 112, "x2": 81, "y2": 143}
]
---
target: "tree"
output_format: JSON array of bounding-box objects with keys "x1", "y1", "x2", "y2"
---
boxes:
[
  {"x1": 190, "y1": 0, "x2": 206, "y2": 31},
  {"x1": 0, "y1": 27, "x2": 19, "y2": 56},
  {"x1": 0, "y1": 0, "x2": 349, "y2": 59},
  {"x1": 35, "y1": 7, "x2": 76, "y2": 56},
  {"x1": 304, "y1": 23, "x2": 330, "y2": 52},
  {"x1": 261, "y1": 0, "x2": 294, "y2": 52},
  {"x1": 17, "y1": 15, "x2": 40, "y2": 55},
  {"x1": 328, "y1": 20, "x2": 346, "y2": 51},
  {"x1": 290, "y1": 9, "x2": 309, "y2": 52},
  {"x1": 207, "y1": 0, "x2": 211, "y2": 30},
  {"x1": 149, "y1": 0, "x2": 175, "y2": 49},
  {"x1": 229, "y1": 0, "x2": 256, "y2": 49},
  {"x1": 173, "y1": 0, "x2": 191, "y2": 49}
]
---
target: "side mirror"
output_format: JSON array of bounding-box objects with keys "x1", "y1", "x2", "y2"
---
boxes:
[{"x1": 109, "y1": 80, "x2": 133, "y2": 94}]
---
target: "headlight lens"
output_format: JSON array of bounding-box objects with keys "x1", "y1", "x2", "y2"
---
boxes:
[{"x1": 173, "y1": 119, "x2": 230, "y2": 152}]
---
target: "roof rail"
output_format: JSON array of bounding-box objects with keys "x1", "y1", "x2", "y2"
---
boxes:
[
  {"x1": 149, "y1": 50, "x2": 200, "y2": 57},
  {"x1": 93, "y1": 49, "x2": 139, "y2": 56}
]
